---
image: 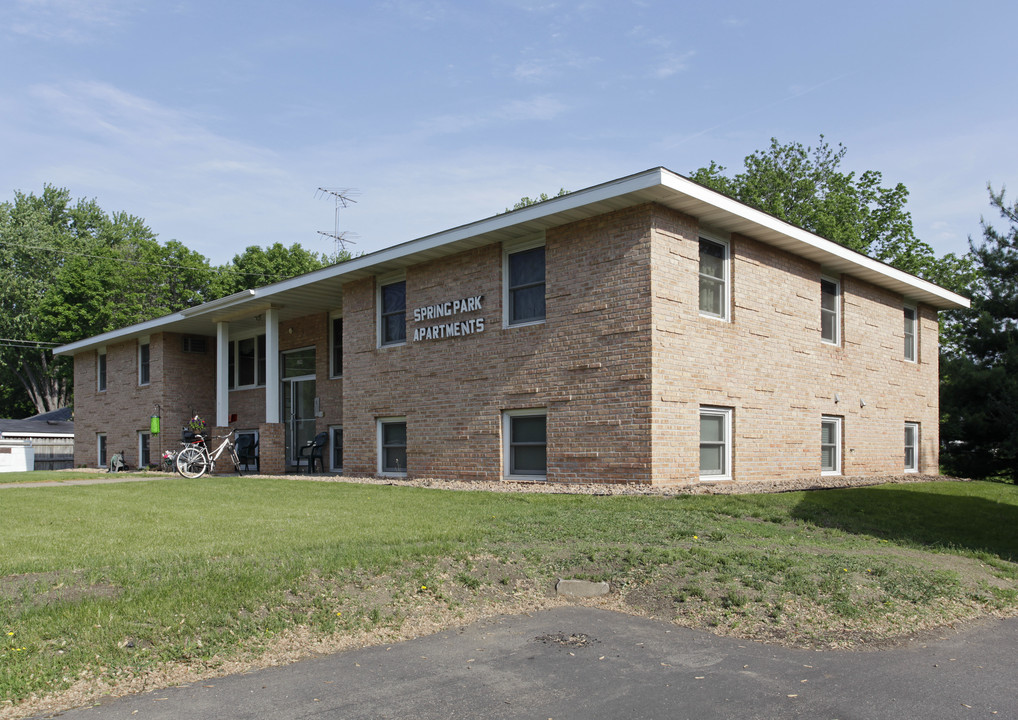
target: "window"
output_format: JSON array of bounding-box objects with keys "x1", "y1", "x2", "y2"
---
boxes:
[
  {"x1": 821, "y1": 277, "x2": 840, "y2": 345},
  {"x1": 506, "y1": 245, "x2": 546, "y2": 326},
  {"x1": 821, "y1": 416, "x2": 842, "y2": 475},
  {"x1": 698, "y1": 237, "x2": 728, "y2": 319},
  {"x1": 138, "y1": 341, "x2": 150, "y2": 386},
  {"x1": 228, "y1": 334, "x2": 267, "y2": 389},
  {"x1": 378, "y1": 418, "x2": 407, "y2": 475},
  {"x1": 904, "y1": 305, "x2": 917, "y2": 362},
  {"x1": 330, "y1": 425, "x2": 343, "y2": 472},
  {"x1": 904, "y1": 422, "x2": 919, "y2": 473},
  {"x1": 699, "y1": 407, "x2": 732, "y2": 480},
  {"x1": 138, "y1": 432, "x2": 151, "y2": 469},
  {"x1": 504, "y1": 409, "x2": 547, "y2": 478},
  {"x1": 181, "y1": 336, "x2": 207, "y2": 353},
  {"x1": 97, "y1": 350, "x2": 107, "y2": 392},
  {"x1": 379, "y1": 281, "x2": 406, "y2": 346},
  {"x1": 97, "y1": 434, "x2": 107, "y2": 468},
  {"x1": 331, "y1": 317, "x2": 343, "y2": 377}
]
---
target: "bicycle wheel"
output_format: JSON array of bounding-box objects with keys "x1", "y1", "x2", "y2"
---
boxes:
[
  {"x1": 230, "y1": 448, "x2": 243, "y2": 475},
  {"x1": 176, "y1": 446, "x2": 209, "y2": 478}
]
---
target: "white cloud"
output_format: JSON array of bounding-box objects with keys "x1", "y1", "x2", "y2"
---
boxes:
[{"x1": 5, "y1": 0, "x2": 135, "y2": 43}]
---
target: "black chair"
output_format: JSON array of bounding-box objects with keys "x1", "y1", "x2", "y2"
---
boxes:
[
  {"x1": 299, "y1": 432, "x2": 328, "y2": 474},
  {"x1": 235, "y1": 435, "x2": 260, "y2": 473}
]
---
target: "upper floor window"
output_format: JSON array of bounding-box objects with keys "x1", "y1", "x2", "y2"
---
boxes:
[
  {"x1": 820, "y1": 276, "x2": 840, "y2": 345},
  {"x1": 331, "y1": 317, "x2": 343, "y2": 377},
  {"x1": 379, "y1": 280, "x2": 406, "y2": 347},
  {"x1": 97, "y1": 350, "x2": 107, "y2": 392},
  {"x1": 698, "y1": 237, "x2": 728, "y2": 320},
  {"x1": 228, "y1": 334, "x2": 266, "y2": 389},
  {"x1": 138, "y1": 341, "x2": 150, "y2": 386},
  {"x1": 506, "y1": 245, "x2": 546, "y2": 326},
  {"x1": 903, "y1": 305, "x2": 917, "y2": 362}
]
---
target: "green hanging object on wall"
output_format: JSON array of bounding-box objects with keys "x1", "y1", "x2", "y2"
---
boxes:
[{"x1": 150, "y1": 411, "x2": 161, "y2": 435}]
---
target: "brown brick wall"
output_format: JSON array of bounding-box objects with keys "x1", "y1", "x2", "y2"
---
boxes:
[
  {"x1": 650, "y1": 206, "x2": 940, "y2": 485},
  {"x1": 342, "y1": 204, "x2": 657, "y2": 483},
  {"x1": 72, "y1": 333, "x2": 215, "y2": 468}
]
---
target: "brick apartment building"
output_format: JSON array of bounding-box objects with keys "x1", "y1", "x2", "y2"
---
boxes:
[{"x1": 54, "y1": 168, "x2": 969, "y2": 487}]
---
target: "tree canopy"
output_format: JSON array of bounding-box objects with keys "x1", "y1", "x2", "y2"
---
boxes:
[
  {"x1": 0, "y1": 185, "x2": 347, "y2": 417},
  {"x1": 689, "y1": 136, "x2": 972, "y2": 293},
  {"x1": 940, "y1": 185, "x2": 1018, "y2": 482}
]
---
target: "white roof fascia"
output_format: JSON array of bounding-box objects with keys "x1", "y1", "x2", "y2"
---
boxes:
[
  {"x1": 54, "y1": 167, "x2": 968, "y2": 356},
  {"x1": 659, "y1": 171, "x2": 970, "y2": 309}
]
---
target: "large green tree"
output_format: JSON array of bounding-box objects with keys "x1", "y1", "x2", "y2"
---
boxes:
[
  {"x1": 0, "y1": 186, "x2": 218, "y2": 415},
  {"x1": 940, "y1": 185, "x2": 1018, "y2": 482},
  {"x1": 690, "y1": 136, "x2": 972, "y2": 292},
  {"x1": 211, "y1": 242, "x2": 345, "y2": 297}
]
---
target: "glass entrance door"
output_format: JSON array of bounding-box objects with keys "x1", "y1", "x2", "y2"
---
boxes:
[{"x1": 282, "y1": 348, "x2": 316, "y2": 467}]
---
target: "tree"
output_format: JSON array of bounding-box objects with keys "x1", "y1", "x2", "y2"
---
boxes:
[
  {"x1": 940, "y1": 185, "x2": 1018, "y2": 482},
  {"x1": 690, "y1": 137, "x2": 972, "y2": 292},
  {"x1": 211, "y1": 242, "x2": 348, "y2": 297},
  {"x1": 503, "y1": 188, "x2": 570, "y2": 214},
  {"x1": 0, "y1": 186, "x2": 218, "y2": 415}
]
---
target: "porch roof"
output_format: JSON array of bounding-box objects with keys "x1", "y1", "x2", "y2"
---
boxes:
[{"x1": 54, "y1": 167, "x2": 969, "y2": 356}]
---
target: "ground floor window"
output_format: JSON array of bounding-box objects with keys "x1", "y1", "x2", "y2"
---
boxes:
[
  {"x1": 822, "y1": 416, "x2": 842, "y2": 475},
  {"x1": 378, "y1": 417, "x2": 407, "y2": 475},
  {"x1": 330, "y1": 425, "x2": 343, "y2": 472},
  {"x1": 504, "y1": 409, "x2": 547, "y2": 478},
  {"x1": 97, "y1": 433, "x2": 107, "y2": 468},
  {"x1": 235, "y1": 431, "x2": 259, "y2": 471},
  {"x1": 699, "y1": 407, "x2": 732, "y2": 480},
  {"x1": 138, "y1": 432, "x2": 151, "y2": 468},
  {"x1": 904, "y1": 422, "x2": 919, "y2": 473}
]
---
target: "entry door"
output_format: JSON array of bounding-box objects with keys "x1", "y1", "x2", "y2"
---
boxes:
[{"x1": 282, "y1": 348, "x2": 317, "y2": 466}]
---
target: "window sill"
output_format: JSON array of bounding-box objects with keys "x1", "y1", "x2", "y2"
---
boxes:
[{"x1": 504, "y1": 319, "x2": 546, "y2": 330}]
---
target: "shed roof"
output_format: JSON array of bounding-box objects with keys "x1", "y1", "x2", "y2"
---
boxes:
[{"x1": 54, "y1": 167, "x2": 969, "y2": 357}]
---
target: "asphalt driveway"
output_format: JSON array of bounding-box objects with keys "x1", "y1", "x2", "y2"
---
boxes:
[{"x1": 42, "y1": 606, "x2": 1016, "y2": 720}]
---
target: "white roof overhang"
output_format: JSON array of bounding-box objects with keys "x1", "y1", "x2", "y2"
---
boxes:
[{"x1": 54, "y1": 167, "x2": 969, "y2": 357}]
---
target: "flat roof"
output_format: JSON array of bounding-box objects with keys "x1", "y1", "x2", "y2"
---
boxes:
[{"x1": 55, "y1": 167, "x2": 969, "y2": 356}]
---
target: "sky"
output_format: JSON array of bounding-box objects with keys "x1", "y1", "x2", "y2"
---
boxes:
[{"x1": 1, "y1": 0, "x2": 1016, "y2": 266}]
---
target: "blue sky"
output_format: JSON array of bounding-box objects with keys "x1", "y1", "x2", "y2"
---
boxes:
[{"x1": 1, "y1": 0, "x2": 1015, "y2": 266}]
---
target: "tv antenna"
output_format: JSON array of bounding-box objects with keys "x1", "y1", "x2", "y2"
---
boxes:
[{"x1": 316, "y1": 187, "x2": 359, "y2": 255}]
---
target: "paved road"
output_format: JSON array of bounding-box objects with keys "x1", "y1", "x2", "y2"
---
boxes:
[{"x1": 44, "y1": 607, "x2": 1016, "y2": 720}]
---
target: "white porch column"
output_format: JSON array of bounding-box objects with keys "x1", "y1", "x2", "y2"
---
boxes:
[
  {"x1": 216, "y1": 322, "x2": 230, "y2": 427},
  {"x1": 264, "y1": 309, "x2": 280, "y2": 423}
]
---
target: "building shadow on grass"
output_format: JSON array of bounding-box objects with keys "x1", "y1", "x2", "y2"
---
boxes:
[{"x1": 790, "y1": 485, "x2": 1018, "y2": 562}]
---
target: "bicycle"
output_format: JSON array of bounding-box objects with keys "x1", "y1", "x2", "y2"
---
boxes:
[{"x1": 175, "y1": 429, "x2": 242, "y2": 478}]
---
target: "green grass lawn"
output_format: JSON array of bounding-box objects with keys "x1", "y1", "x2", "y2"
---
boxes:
[{"x1": 2, "y1": 477, "x2": 1017, "y2": 712}]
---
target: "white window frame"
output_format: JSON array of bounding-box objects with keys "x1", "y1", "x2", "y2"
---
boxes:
[
  {"x1": 503, "y1": 236, "x2": 547, "y2": 329},
  {"x1": 697, "y1": 234, "x2": 730, "y2": 321},
  {"x1": 329, "y1": 424, "x2": 343, "y2": 472},
  {"x1": 821, "y1": 416, "x2": 842, "y2": 476},
  {"x1": 229, "y1": 332, "x2": 267, "y2": 390},
  {"x1": 97, "y1": 348, "x2": 107, "y2": 392},
  {"x1": 329, "y1": 313, "x2": 343, "y2": 378},
  {"x1": 377, "y1": 416, "x2": 407, "y2": 476},
  {"x1": 903, "y1": 305, "x2": 917, "y2": 363},
  {"x1": 503, "y1": 408, "x2": 548, "y2": 479},
  {"x1": 138, "y1": 337, "x2": 150, "y2": 386},
  {"x1": 904, "y1": 422, "x2": 919, "y2": 473},
  {"x1": 699, "y1": 406, "x2": 733, "y2": 481},
  {"x1": 138, "y1": 431, "x2": 151, "y2": 469},
  {"x1": 821, "y1": 276, "x2": 841, "y2": 346},
  {"x1": 97, "y1": 433, "x2": 107, "y2": 468},
  {"x1": 377, "y1": 275, "x2": 407, "y2": 348}
]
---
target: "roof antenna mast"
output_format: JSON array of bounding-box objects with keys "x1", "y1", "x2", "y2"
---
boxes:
[{"x1": 315, "y1": 187, "x2": 359, "y2": 256}]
